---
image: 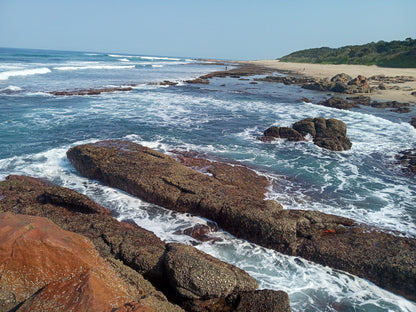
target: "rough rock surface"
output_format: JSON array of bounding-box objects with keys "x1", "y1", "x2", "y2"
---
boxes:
[
  {"x1": 261, "y1": 117, "x2": 352, "y2": 151},
  {"x1": 0, "y1": 212, "x2": 138, "y2": 312},
  {"x1": 0, "y1": 175, "x2": 281, "y2": 311},
  {"x1": 164, "y1": 243, "x2": 257, "y2": 300},
  {"x1": 293, "y1": 117, "x2": 352, "y2": 151},
  {"x1": 318, "y1": 97, "x2": 358, "y2": 110},
  {"x1": 232, "y1": 290, "x2": 291, "y2": 312},
  {"x1": 66, "y1": 140, "x2": 416, "y2": 300}
]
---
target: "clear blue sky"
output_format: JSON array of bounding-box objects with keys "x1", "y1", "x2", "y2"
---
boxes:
[{"x1": 1, "y1": 0, "x2": 415, "y2": 60}]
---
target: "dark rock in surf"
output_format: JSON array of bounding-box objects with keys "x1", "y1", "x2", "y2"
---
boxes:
[
  {"x1": 318, "y1": 97, "x2": 358, "y2": 110},
  {"x1": 261, "y1": 117, "x2": 352, "y2": 151},
  {"x1": 395, "y1": 148, "x2": 416, "y2": 175},
  {"x1": 66, "y1": 140, "x2": 416, "y2": 300},
  {"x1": 262, "y1": 126, "x2": 305, "y2": 142},
  {"x1": 182, "y1": 223, "x2": 219, "y2": 242},
  {"x1": 49, "y1": 87, "x2": 133, "y2": 96},
  {"x1": 391, "y1": 107, "x2": 411, "y2": 113},
  {"x1": 185, "y1": 78, "x2": 210, "y2": 84},
  {"x1": 411, "y1": 117, "x2": 416, "y2": 128}
]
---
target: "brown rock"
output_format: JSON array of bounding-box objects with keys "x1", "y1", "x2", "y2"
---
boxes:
[
  {"x1": 182, "y1": 223, "x2": 219, "y2": 242},
  {"x1": 391, "y1": 107, "x2": 411, "y2": 113},
  {"x1": 0, "y1": 176, "x2": 184, "y2": 311},
  {"x1": 278, "y1": 127, "x2": 306, "y2": 141},
  {"x1": 330, "y1": 73, "x2": 352, "y2": 84},
  {"x1": 185, "y1": 78, "x2": 210, "y2": 84},
  {"x1": 319, "y1": 97, "x2": 357, "y2": 110},
  {"x1": 65, "y1": 141, "x2": 416, "y2": 300},
  {"x1": 164, "y1": 243, "x2": 258, "y2": 300},
  {"x1": 0, "y1": 212, "x2": 136, "y2": 311},
  {"x1": 114, "y1": 301, "x2": 154, "y2": 312},
  {"x1": 263, "y1": 126, "x2": 305, "y2": 142},
  {"x1": 348, "y1": 75, "x2": 370, "y2": 93},
  {"x1": 0, "y1": 175, "x2": 287, "y2": 311},
  {"x1": 263, "y1": 126, "x2": 280, "y2": 137},
  {"x1": 346, "y1": 95, "x2": 371, "y2": 106},
  {"x1": 292, "y1": 118, "x2": 316, "y2": 137},
  {"x1": 160, "y1": 80, "x2": 178, "y2": 86},
  {"x1": 233, "y1": 290, "x2": 291, "y2": 312}
]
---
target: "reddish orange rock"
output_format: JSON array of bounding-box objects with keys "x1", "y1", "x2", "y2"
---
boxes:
[{"x1": 0, "y1": 212, "x2": 139, "y2": 311}]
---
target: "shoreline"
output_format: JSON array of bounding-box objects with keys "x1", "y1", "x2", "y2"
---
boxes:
[{"x1": 245, "y1": 60, "x2": 416, "y2": 103}]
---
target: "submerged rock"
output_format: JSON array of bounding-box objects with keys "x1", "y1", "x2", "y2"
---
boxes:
[
  {"x1": 66, "y1": 140, "x2": 416, "y2": 300},
  {"x1": 182, "y1": 223, "x2": 219, "y2": 242}
]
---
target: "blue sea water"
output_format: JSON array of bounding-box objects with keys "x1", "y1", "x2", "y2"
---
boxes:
[{"x1": 0, "y1": 47, "x2": 415, "y2": 312}]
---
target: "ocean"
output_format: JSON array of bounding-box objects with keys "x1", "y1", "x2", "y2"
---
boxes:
[{"x1": 0, "y1": 47, "x2": 415, "y2": 312}]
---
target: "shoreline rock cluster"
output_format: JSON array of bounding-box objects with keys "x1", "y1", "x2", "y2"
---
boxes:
[
  {"x1": 259, "y1": 117, "x2": 352, "y2": 151},
  {"x1": 66, "y1": 140, "x2": 416, "y2": 301},
  {"x1": 0, "y1": 175, "x2": 291, "y2": 312}
]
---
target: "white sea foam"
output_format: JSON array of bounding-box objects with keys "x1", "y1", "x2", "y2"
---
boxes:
[
  {"x1": 141, "y1": 56, "x2": 181, "y2": 61},
  {"x1": 118, "y1": 58, "x2": 130, "y2": 62},
  {"x1": 0, "y1": 85, "x2": 23, "y2": 93},
  {"x1": 53, "y1": 65, "x2": 135, "y2": 71},
  {"x1": 0, "y1": 67, "x2": 51, "y2": 81},
  {"x1": 152, "y1": 64, "x2": 164, "y2": 68}
]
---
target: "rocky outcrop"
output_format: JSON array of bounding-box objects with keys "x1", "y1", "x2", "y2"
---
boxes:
[
  {"x1": 395, "y1": 149, "x2": 416, "y2": 175},
  {"x1": 185, "y1": 78, "x2": 210, "y2": 84},
  {"x1": 262, "y1": 126, "x2": 306, "y2": 142},
  {"x1": 0, "y1": 212, "x2": 143, "y2": 312},
  {"x1": 319, "y1": 97, "x2": 358, "y2": 110},
  {"x1": 49, "y1": 86, "x2": 133, "y2": 96},
  {"x1": 66, "y1": 140, "x2": 416, "y2": 300},
  {"x1": 293, "y1": 117, "x2": 352, "y2": 151},
  {"x1": 260, "y1": 118, "x2": 352, "y2": 151},
  {"x1": 302, "y1": 74, "x2": 372, "y2": 94},
  {"x1": 347, "y1": 75, "x2": 370, "y2": 93},
  {"x1": 0, "y1": 175, "x2": 288, "y2": 311},
  {"x1": 330, "y1": 73, "x2": 352, "y2": 84}
]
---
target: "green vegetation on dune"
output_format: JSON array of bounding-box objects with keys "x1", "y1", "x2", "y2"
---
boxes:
[{"x1": 279, "y1": 38, "x2": 416, "y2": 68}]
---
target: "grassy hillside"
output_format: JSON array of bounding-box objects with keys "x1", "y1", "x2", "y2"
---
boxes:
[{"x1": 279, "y1": 38, "x2": 416, "y2": 68}]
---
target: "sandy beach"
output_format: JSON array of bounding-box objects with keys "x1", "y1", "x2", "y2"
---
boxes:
[{"x1": 248, "y1": 60, "x2": 416, "y2": 103}]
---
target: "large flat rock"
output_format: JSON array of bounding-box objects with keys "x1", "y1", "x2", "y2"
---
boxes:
[
  {"x1": 67, "y1": 140, "x2": 416, "y2": 301},
  {"x1": 0, "y1": 175, "x2": 289, "y2": 311}
]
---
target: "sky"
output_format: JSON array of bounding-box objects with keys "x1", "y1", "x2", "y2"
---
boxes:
[{"x1": 0, "y1": 0, "x2": 415, "y2": 60}]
